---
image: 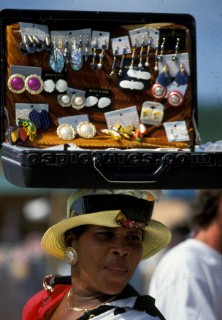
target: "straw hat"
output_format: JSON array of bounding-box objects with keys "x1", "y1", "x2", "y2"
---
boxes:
[{"x1": 41, "y1": 189, "x2": 172, "y2": 260}]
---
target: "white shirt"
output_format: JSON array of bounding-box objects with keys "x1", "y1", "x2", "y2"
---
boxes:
[
  {"x1": 149, "y1": 239, "x2": 222, "y2": 320},
  {"x1": 94, "y1": 296, "x2": 163, "y2": 319}
]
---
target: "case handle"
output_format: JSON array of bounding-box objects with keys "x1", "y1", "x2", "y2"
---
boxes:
[{"x1": 92, "y1": 154, "x2": 171, "y2": 184}]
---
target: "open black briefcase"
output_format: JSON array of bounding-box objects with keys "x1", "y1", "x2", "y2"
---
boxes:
[{"x1": 1, "y1": 9, "x2": 220, "y2": 189}]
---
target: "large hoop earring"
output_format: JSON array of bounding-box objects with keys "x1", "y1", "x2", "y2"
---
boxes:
[{"x1": 65, "y1": 247, "x2": 78, "y2": 266}]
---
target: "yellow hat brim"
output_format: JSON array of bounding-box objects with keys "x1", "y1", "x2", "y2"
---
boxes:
[{"x1": 40, "y1": 210, "x2": 171, "y2": 260}]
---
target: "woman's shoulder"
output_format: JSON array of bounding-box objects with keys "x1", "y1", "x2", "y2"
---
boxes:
[{"x1": 22, "y1": 283, "x2": 71, "y2": 320}]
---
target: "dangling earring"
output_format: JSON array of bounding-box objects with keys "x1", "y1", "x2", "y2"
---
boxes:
[
  {"x1": 157, "y1": 64, "x2": 172, "y2": 87},
  {"x1": 70, "y1": 36, "x2": 83, "y2": 71},
  {"x1": 138, "y1": 36, "x2": 145, "y2": 68},
  {"x1": 49, "y1": 37, "x2": 65, "y2": 73},
  {"x1": 65, "y1": 247, "x2": 78, "y2": 266},
  {"x1": 118, "y1": 45, "x2": 127, "y2": 77},
  {"x1": 129, "y1": 37, "x2": 137, "y2": 70},
  {"x1": 110, "y1": 44, "x2": 118, "y2": 76},
  {"x1": 172, "y1": 38, "x2": 180, "y2": 62},
  {"x1": 145, "y1": 35, "x2": 151, "y2": 68},
  {"x1": 175, "y1": 63, "x2": 188, "y2": 86}
]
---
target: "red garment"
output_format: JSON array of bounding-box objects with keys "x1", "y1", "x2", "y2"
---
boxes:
[{"x1": 22, "y1": 284, "x2": 71, "y2": 320}]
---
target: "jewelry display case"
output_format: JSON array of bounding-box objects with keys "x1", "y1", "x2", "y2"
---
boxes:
[{"x1": 1, "y1": 9, "x2": 220, "y2": 188}]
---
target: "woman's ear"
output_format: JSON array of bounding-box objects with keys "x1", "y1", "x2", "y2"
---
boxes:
[{"x1": 64, "y1": 230, "x2": 77, "y2": 247}]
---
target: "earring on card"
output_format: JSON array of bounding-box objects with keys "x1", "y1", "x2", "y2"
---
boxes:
[
  {"x1": 70, "y1": 36, "x2": 83, "y2": 71},
  {"x1": 175, "y1": 63, "x2": 188, "y2": 86},
  {"x1": 110, "y1": 45, "x2": 118, "y2": 76},
  {"x1": 154, "y1": 39, "x2": 159, "y2": 71},
  {"x1": 129, "y1": 37, "x2": 137, "y2": 70},
  {"x1": 138, "y1": 36, "x2": 145, "y2": 68},
  {"x1": 145, "y1": 35, "x2": 151, "y2": 67},
  {"x1": 118, "y1": 45, "x2": 127, "y2": 77},
  {"x1": 172, "y1": 38, "x2": 180, "y2": 62},
  {"x1": 84, "y1": 35, "x2": 90, "y2": 61},
  {"x1": 90, "y1": 38, "x2": 98, "y2": 69},
  {"x1": 49, "y1": 37, "x2": 65, "y2": 73},
  {"x1": 157, "y1": 64, "x2": 172, "y2": 87},
  {"x1": 97, "y1": 39, "x2": 107, "y2": 70}
]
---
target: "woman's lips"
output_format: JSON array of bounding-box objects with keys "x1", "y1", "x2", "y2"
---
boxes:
[{"x1": 105, "y1": 265, "x2": 128, "y2": 274}]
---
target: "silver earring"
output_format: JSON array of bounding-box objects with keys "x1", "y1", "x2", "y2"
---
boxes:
[{"x1": 65, "y1": 247, "x2": 78, "y2": 266}]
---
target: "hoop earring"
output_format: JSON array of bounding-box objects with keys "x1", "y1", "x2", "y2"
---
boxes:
[{"x1": 65, "y1": 247, "x2": 78, "y2": 266}]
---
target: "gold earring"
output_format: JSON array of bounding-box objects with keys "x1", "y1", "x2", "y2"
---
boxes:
[{"x1": 65, "y1": 247, "x2": 78, "y2": 266}]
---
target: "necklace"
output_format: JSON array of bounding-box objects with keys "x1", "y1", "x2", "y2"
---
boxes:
[{"x1": 67, "y1": 288, "x2": 115, "y2": 315}]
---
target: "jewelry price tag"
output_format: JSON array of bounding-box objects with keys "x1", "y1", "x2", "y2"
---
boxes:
[
  {"x1": 19, "y1": 22, "x2": 49, "y2": 41},
  {"x1": 58, "y1": 115, "x2": 89, "y2": 129},
  {"x1": 164, "y1": 121, "x2": 189, "y2": 142},
  {"x1": 105, "y1": 106, "x2": 140, "y2": 129},
  {"x1": 91, "y1": 30, "x2": 110, "y2": 50},
  {"x1": 111, "y1": 36, "x2": 131, "y2": 55},
  {"x1": 129, "y1": 27, "x2": 150, "y2": 47},
  {"x1": 15, "y1": 103, "x2": 48, "y2": 124}
]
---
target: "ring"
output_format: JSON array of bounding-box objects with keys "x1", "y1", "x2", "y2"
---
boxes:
[
  {"x1": 77, "y1": 121, "x2": 96, "y2": 138},
  {"x1": 25, "y1": 74, "x2": 44, "y2": 94},
  {"x1": 7, "y1": 74, "x2": 26, "y2": 94}
]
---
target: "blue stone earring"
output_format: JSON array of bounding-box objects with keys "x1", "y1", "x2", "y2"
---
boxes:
[
  {"x1": 49, "y1": 37, "x2": 65, "y2": 73},
  {"x1": 175, "y1": 63, "x2": 188, "y2": 86},
  {"x1": 70, "y1": 36, "x2": 83, "y2": 71},
  {"x1": 157, "y1": 64, "x2": 172, "y2": 87}
]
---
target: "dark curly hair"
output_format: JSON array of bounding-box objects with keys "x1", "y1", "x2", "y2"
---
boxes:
[{"x1": 191, "y1": 190, "x2": 222, "y2": 228}]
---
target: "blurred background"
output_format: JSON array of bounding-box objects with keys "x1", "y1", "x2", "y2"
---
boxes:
[{"x1": 0, "y1": 0, "x2": 222, "y2": 318}]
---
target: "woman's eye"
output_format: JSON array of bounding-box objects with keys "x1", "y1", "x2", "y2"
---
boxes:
[
  {"x1": 98, "y1": 231, "x2": 114, "y2": 238},
  {"x1": 127, "y1": 234, "x2": 142, "y2": 242}
]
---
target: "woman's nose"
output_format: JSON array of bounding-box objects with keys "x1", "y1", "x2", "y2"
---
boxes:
[{"x1": 111, "y1": 238, "x2": 129, "y2": 256}]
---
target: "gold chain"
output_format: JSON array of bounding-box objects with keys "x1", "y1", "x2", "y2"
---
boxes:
[{"x1": 67, "y1": 288, "x2": 115, "y2": 315}]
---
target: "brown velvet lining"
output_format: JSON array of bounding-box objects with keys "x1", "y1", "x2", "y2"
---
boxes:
[{"x1": 4, "y1": 22, "x2": 195, "y2": 149}]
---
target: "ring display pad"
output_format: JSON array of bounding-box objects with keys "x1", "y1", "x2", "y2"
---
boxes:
[{"x1": 0, "y1": 10, "x2": 202, "y2": 188}]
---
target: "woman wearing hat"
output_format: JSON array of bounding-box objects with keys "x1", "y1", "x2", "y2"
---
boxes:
[{"x1": 22, "y1": 189, "x2": 171, "y2": 320}]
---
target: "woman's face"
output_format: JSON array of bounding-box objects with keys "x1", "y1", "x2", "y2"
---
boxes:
[{"x1": 71, "y1": 225, "x2": 143, "y2": 295}]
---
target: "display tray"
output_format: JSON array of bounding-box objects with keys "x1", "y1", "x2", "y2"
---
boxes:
[{"x1": 0, "y1": 9, "x2": 207, "y2": 188}]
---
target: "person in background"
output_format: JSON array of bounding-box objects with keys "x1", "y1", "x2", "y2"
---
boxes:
[
  {"x1": 149, "y1": 189, "x2": 222, "y2": 320},
  {"x1": 22, "y1": 189, "x2": 172, "y2": 320}
]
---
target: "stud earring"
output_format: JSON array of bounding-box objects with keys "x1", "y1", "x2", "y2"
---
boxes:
[
  {"x1": 25, "y1": 74, "x2": 44, "y2": 94},
  {"x1": 167, "y1": 90, "x2": 184, "y2": 107},
  {"x1": 65, "y1": 247, "x2": 78, "y2": 266},
  {"x1": 7, "y1": 74, "x2": 26, "y2": 94}
]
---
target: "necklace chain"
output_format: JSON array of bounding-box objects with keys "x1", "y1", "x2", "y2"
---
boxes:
[{"x1": 67, "y1": 288, "x2": 115, "y2": 314}]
